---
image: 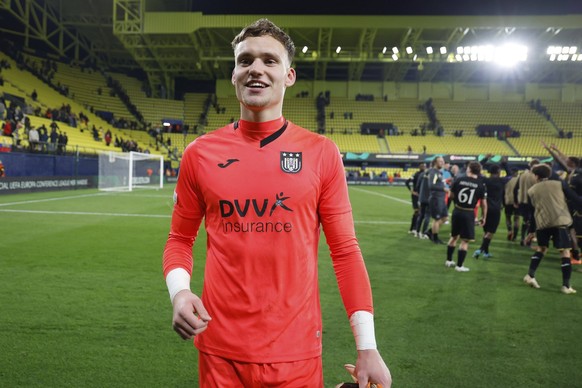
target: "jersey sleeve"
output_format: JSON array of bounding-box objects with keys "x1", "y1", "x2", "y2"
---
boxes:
[
  {"x1": 318, "y1": 140, "x2": 373, "y2": 317},
  {"x1": 162, "y1": 143, "x2": 205, "y2": 278}
]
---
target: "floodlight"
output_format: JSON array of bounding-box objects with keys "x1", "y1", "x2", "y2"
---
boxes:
[
  {"x1": 569, "y1": 46, "x2": 577, "y2": 54},
  {"x1": 406, "y1": 46, "x2": 413, "y2": 54},
  {"x1": 302, "y1": 46, "x2": 308, "y2": 54},
  {"x1": 440, "y1": 47, "x2": 447, "y2": 54},
  {"x1": 392, "y1": 54, "x2": 399, "y2": 61},
  {"x1": 457, "y1": 46, "x2": 463, "y2": 54},
  {"x1": 382, "y1": 46, "x2": 387, "y2": 54},
  {"x1": 426, "y1": 46, "x2": 433, "y2": 54},
  {"x1": 336, "y1": 46, "x2": 341, "y2": 54},
  {"x1": 494, "y1": 44, "x2": 527, "y2": 67},
  {"x1": 392, "y1": 47, "x2": 399, "y2": 54}
]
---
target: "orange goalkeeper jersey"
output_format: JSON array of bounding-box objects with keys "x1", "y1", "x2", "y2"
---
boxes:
[{"x1": 163, "y1": 117, "x2": 373, "y2": 363}]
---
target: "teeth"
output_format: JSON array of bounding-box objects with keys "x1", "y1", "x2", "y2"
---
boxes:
[{"x1": 248, "y1": 82, "x2": 265, "y2": 88}]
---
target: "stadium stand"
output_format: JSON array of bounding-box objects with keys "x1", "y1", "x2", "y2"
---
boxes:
[
  {"x1": 544, "y1": 101, "x2": 582, "y2": 136},
  {"x1": 0, "y1": 51, "x2": 160, "y2": 156},
  {"x1": 386, "y1": 133, "x2": 514, "y2": 155},
  {"x1": 434, "y1": 100, "x2": 551, "y2": 137},
  {"x1": 3, "y1": 48, "x2": 581, "y2": 162},
  {"x1": 325, "y1": 98, "x2": 426, "y2": 136}
]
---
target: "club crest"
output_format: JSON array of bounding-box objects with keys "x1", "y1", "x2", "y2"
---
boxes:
[{"x1": 280, "y1": 151, "x2": 302, "y2": 174}]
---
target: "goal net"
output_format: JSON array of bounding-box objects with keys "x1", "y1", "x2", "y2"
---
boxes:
[{"x1": 98, "y1": 151, "x2": 164, "y2": 191}]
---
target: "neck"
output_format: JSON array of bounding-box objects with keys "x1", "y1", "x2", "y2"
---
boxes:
[
  {"x1": 239, "y1": 106, "x2": 283, "y2": 123},
  {"x1": 237, "y1": 117, "x2": 286, "y2": 141}
]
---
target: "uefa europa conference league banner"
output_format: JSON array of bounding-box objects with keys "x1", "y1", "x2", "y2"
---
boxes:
[
  {"x1": 0, "y1": 176, "x2": 96, "y2": 194},
  {"x1": 342, "y1": 153, "x2": 548, "y2": 164}
]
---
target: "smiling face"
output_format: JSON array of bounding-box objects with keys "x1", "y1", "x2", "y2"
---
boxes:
[{"x1": 232, "y1": 35, "x2": 296, "y2": 122}]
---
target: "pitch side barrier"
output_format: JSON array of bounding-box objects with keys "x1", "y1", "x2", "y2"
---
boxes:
[
  {"x1": 341, "y1": 153, "x2": 552, "y2": 186},
  {"x1": 0, "y1": 176, "x2": 96, "y2": 194},
  {"x1": 347, "y1": 179, "x2": 406, "y2": 186},
  {"x1": 342, "y1": 152, "x2": 548, "y2": 165}
]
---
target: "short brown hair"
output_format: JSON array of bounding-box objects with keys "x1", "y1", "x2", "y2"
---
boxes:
[
  {"x1": 468, "y1": 161, "x2": 481, "y2": 175},
  {"x1": 231, "y1": 19, "x2": 295, "y2": 64},
  {"x1": 532, "y1": 164, "x2": 551, "y2": 179}
]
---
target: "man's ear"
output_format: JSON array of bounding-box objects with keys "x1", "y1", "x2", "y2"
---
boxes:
[{"x1": 285, "y1": 67, "x2": 296, "y2": 87}]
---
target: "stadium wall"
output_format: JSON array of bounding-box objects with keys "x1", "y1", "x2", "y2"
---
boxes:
[
  {"x1": 216, "y1": 79, "x2": 582, "y2": 102},
  {"x1": 0, "y1": 152, "x2": 97, "y2": 177}
]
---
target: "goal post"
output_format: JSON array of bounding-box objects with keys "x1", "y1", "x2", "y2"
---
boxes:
[{"x1": 98, "y1": 151, "x2": 164, "y2": 191}]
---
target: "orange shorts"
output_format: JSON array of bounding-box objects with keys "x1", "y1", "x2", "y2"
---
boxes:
[{"x1": 198, "y1": 351, "x2": 323, "y2": 387}]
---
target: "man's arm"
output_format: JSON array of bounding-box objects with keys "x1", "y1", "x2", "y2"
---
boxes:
[
  {"x1": 513, "y1": 177, "x2": 520, "y2": 207},
  {"x1": 542, "y1": 141, "x2": 571, "y2": 173},
  {"x1": 562, "y1": 180, "x2": 582, "y2": 211},
  {"x1": 405, "y1": 176, "x2": 413, "y2": 192},
  {"x1": 427, "y1": 169, "x2": 448, "y2": 194},
  {"x1": 162, "y1": 144, "x2": 212, "y2": 340},
  {"x1": 319, "y1": 141, "x2": 392, "y2": 387},
  {"x1": 480, "y1": 198, "x2": 488, "y2": 226}
]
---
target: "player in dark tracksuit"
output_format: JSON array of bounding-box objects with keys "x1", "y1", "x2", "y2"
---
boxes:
[
  {"x1": 445, "y1": 162, "x2": 487, "y2": 272},
  {"x1": 473, "y1": 157, "x2": 512, "y2": 259},
  {"x1": 568, "y1": 166, "x2": 582, "y2": 264},
  {"x1": 415, "y1": 167, "x2": 432, "y2": 239},
  {"x1": 427, "y1": 156, "x2": 449, "y2": 244},
  {"x1": 406, "y1": 163, "x2": 426, "y2": 236},
  {"x1": 541, "y1": 141, "x2": 582, "y2": 264}
]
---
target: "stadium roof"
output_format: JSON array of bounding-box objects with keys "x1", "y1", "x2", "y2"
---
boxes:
[{"x1": 1, "y1": 0, "x2": 582, "y2": 86}]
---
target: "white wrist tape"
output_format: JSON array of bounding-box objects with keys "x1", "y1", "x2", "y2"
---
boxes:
[
  {"x1": 349, "y1": 310, "x2": 377, "y2": 350},
  {"x1": 165, "y1": 268, "x2": 191, "y2": 303}
]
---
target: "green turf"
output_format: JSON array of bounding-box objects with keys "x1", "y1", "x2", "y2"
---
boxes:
[{"x1": 1, "y1": 185, "x2": 581, "y2": 387}]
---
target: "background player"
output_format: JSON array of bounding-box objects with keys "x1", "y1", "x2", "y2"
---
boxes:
[
  {"x1": 445, "y1": 161, "x2": 487, "y2": 272},
  {"x1": 522, "y1": 164, "x2": 582, "y2": 294},
  {"x1": 473, "y1": 155, "x2": 512, "y2": 259}
]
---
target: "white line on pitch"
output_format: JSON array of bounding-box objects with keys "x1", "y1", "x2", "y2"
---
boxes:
[
  {"x1": 0, "y1": 192, "x2": 107, "y2": 207},
  {"x1": 355, "y1": 220, "x2": 408, "y2": 224},
  {"x1": 0, "y1": 208, "x2": 405, "y2": 223},
  {"x1": 350, "y1": 187, "x2": 410, "y2": 204},
  {"x1": 0, "y1": 209, "x2": 171, "y2": 218}
]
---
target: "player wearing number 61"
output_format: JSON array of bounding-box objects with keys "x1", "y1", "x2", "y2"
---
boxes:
[{"x1": 444, "y1": 162, "x2": 488, "y2": 272}]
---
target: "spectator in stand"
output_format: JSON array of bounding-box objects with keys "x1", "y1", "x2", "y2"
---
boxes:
[
  {"x1": 104, "y1": 129, "x2": 112, "y2": 146},
  {"x1": 0, "y1": 159, "x2": 5, "y2": 177},
  {"x1": 38, "y1": 124, "x2": 48, "y2": 152},
  {"x1": 57, "y1": 131, "x2": 68, "y2": 155},
  {"x1": 0, "y1": 99, "x2": 6, "y2": 119},
  {"x1": 28, "y1": 126, "x2": 39, "y2": 152},
  {"x1": 49, "y1": 124, "x2": 59, "y2": 152},
  {"x1": 2, "y1": 119, "x2": 12, "y2": 137},
  {"x1": 31, "y1": 89, "x2": 38, "y2": 101}
]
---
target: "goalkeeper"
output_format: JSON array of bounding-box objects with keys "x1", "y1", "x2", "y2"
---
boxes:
[{"x1": 163, "y1": 18, "x2": 391, "y2": 387}]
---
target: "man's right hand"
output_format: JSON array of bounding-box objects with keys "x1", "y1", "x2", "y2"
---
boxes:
[{"x1": 171, "y1": 290, "x2": 212, "y2": 340}]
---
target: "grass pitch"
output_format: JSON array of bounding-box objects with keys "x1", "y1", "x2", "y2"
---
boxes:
[{"x1": 1, "y1": 185, "x2": 581, "y2": 387}]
